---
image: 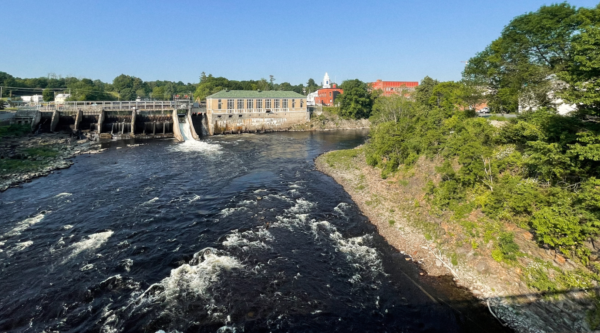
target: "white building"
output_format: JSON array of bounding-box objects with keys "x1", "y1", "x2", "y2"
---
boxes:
[
  {"x1": 518, "y1": 77, "x2": 577, "y2": 115},
  {"x1": 21, "y1": 95, "x2": 44, "y2": 104},
  {"x1": 307, "y1": 91, "x2": 318, "y2": 106},
  {"x1": 55, "y1": 93, "x2": 71, "y2": 103}
]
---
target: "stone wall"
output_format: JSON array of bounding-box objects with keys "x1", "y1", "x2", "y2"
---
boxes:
[{"x1": 207, "y1": 111, "x2": 309, "y2": 135}]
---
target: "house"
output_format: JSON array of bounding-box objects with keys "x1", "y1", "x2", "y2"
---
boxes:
[
  {"x1": 21, "y1": 95, "x2": 44, "y2": 104},
  {"x1": 518, "y1": 76, "x2": 577, "y2": 115},
  {"x1": 205, "y1": 90, "x2": 308, "y2": 135},
  {"x1": 55, "y1": 93, "x2": 71, "y2": 103}
]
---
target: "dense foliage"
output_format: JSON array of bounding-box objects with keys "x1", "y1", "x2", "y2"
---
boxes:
[
  {"x1": 335, "y1": 79, "x2": 377, "y2": 119},
  {"x1": 463, "y1": 3, "x2": 600, "y2": 113},
  {"x1": 366, "y1": 3, "x2": 600, "y2": 268},
  {"x1": 193, "y1": 72, "x2": 306, "y2": 101}
]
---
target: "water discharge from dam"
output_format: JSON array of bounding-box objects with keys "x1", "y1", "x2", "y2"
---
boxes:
[{"x1": 0, "y1": 131, "x2": 511, "y2": 333}]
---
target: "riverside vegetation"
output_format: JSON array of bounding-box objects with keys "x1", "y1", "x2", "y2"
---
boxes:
[{"x1": 319, "y1": 3, "x2": 600, "y2": 332}]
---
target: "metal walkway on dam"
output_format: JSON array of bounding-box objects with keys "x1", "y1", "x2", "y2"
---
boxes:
[{"x1": 10, "y1": 100, "x2": 208, "y2": 142}]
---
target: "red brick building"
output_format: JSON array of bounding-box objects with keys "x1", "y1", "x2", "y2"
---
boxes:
[
  {"x1": 314, "y1": 84, "x2": 343, "y2": 106},
  {"x1": 370, "y1": 79, "x2": 419, "y2": 97}
]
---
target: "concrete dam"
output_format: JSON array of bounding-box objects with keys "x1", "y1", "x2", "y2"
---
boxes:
[
  {"x1": 13, "y1": 101, "x2": 209, "y2": 142},
  {"x1": 13, "y1": 96, "x2": 312, "y2": 140}
]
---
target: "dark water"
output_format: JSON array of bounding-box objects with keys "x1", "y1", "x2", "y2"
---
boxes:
[{"x1": 0, "y1": 131, "x2": 510, "y2": 333}]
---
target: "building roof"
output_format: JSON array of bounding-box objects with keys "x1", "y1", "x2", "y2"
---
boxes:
[{"x1": 207, "y1": 90, "x2": 305, "y2": 99}]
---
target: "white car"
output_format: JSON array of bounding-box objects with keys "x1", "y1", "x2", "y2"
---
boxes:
[{"x1": 479, "y1": 107, "x2": 490, "y2": 114}]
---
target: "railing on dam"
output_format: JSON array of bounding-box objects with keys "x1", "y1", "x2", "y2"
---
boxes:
[{"x1": 27, "y1": 101, "x2": 192, "y2": 113}]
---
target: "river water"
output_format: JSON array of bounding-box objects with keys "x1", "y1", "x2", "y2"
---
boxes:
[{"x1": 0, "y1": 131, "x2": 511, "y2": 333}]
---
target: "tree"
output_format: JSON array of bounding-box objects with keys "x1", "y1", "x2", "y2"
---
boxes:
[
  {"x1": 560, "y1": 24, "x2": 600, "y2": 116},
  {"x1": 336, "y1": 79, "x2": 374, "y2": 119},
  {"x1": 463, "y1": 3, "x2": 582, "y2": 112},
  {"x1": 136, "y1": 88, "x2": 146, "y2": 99},
  {"x1": 414, "y1": 76, "x2": 439, "y2": 107},
  {"x1": 269, "y1": 75, "x2": 275, "y2": 89},
  {"x1": 152, "y1": 86, "x2": 165, "y2": 100},
  {"x1": 279, "y1": 82, "x2": 293, "y2": 91},
  {"x1": 119, "y1": 88, "x2": 135, "y2": 101},
  {"x1": 371, "y1": 92, "x2": 415, "y2": 125},
  {"x1": 112, "y1": 74, "x2": 147, "y2": 100},
  {"x1": 42, "y1": 88, "x2": 54, "y2": 102}
]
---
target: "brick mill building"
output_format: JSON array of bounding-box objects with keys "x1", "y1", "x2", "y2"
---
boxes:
[
  {"x1": 370, "y1": 79, "x2": 419, "y2": 96},
  {"x1": 205, "y1": 90, "x2": 308, "y2": 135},
  {"x1": 314, "y1": 84, "x2": 343, "y2": 106},
  {"x1": 308, "y1": 72, "x2": 344, "y2": 106}
]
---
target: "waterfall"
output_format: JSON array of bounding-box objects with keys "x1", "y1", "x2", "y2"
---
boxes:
[
  {"x1": 172, "y1": 118, "x2": 221, "y2": 153},
  {"x1": 179, "y1": 119, "x2": 192, "y2": 141}
]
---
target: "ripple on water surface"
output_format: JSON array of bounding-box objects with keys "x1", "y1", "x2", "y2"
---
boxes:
[{"x1": 0, "y1": 131, "x2": 510, "y2": 333}]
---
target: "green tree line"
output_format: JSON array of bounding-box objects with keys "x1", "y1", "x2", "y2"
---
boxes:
[{"x1": 0, "y1": 71, "x2": 318, "y2": 102}]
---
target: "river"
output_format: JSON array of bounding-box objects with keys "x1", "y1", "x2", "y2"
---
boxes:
[{"x1": 0, "y1": 130, "x2": 511, "y2": 332}]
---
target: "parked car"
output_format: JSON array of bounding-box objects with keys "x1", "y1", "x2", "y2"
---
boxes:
[{"x1": 478, "y1": 107, "x2": 490, "y2": 114}]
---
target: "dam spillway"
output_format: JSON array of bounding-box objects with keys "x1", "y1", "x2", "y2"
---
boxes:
[{"x1": 17, "y1": 100, "x2": 209, "y2": 142}]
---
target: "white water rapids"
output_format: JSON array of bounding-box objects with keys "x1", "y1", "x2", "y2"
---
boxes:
[{"x1": 175, "y1": 120, "x2": 221, "y2": 153}]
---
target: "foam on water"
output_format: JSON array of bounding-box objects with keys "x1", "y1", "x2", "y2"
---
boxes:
[
  {"x1": 54, "y1": 193, "x2": 72, "y2": 198},
  {"x1": 265, "y1": 193, "x2": 294, "y2": 203},
  {"x1": 140, "y1": 250, "x2": 243, "y2": 306},
  {"x1": 329, "y1": 232, "x2": 382, "y2": 274},
  {"x1": 2, "y1": 212, "x2": 47, "y2": 239},
  {"x1": 286, "y1": 198, "x2": 316, "y2": 214},
  {"x1": 64, "y1": 230, "x2": 114, "y2": 262},
  {"x1": 220, "y1": 207, "x2": 248, "y2": 217},
  {"x1": 175, "y1": 139, "x2": 222, "y2": 153},
  {"x1": 222, "y1": 228, "x2": 273, "y2": 251},
  {"x1": 6, "y1": 240, "x2": 34, "y2": 256},
  {"x1": 120, "y1": 258, "x2": 133, "y2": 272},
  {"x1": 334, "y1": 202, "x2": 351, "y2": 219},
  {"x1": 142, "y1": 197, "x2": 159, "y2": 205}
]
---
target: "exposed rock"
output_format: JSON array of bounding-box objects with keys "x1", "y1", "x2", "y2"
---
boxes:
[{"x1": 0, "y1": 133, "x2": 103, "y2": 192}]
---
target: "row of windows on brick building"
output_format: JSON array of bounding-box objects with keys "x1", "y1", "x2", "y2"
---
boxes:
[{"x1": 217, "y1": 99, "x2": 304, "y2": 110}]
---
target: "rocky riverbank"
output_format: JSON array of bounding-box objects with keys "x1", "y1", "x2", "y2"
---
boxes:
[
  {"x1": 316, "y1": 146, "x2": 596, "y2": 333},
  {"x1": 0, "y1": 133, "x2": 104, "y2": 192}
]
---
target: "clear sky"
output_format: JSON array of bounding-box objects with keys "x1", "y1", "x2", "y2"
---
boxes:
[{"x1": 3, "y1": 0, "x2": 599, "y2": 85}]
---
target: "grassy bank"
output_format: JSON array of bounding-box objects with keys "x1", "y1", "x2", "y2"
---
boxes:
[{"x1": 0, "y1": 124, "x2": 31, "y2": 138}]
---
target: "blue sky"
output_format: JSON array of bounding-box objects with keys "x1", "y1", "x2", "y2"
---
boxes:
[{"x1": 3, "y1": 0, "x2": 599, "y2": 85}]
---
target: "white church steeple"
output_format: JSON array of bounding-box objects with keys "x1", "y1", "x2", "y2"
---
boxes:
[{"x1": 323, "y1": 72, "x2": 331, "y2": 88}]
